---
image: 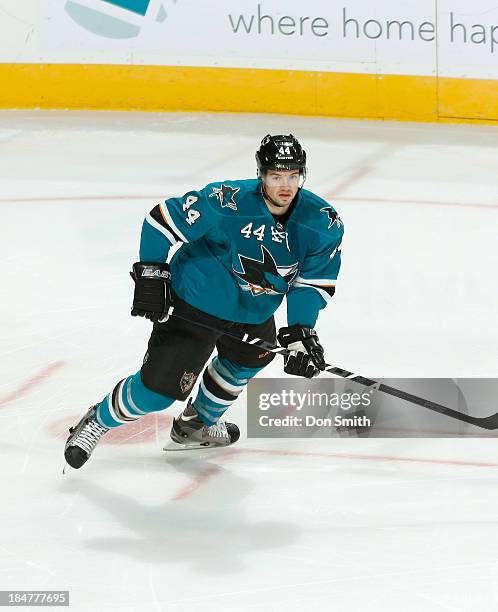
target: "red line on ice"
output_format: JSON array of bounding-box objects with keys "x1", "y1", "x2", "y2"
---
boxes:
[
  {"x1": 237, "y1": 448, "x2": 498, "y2": 468},
  {"x1": 0, "y1": 361, "x2": 65, "y2": 408},
  {"x1": 1, "y1": 194, "x2": 497, "y2": 210},
  {"x1": 332, "y1": 195, "x2": 498, "y2": 210},
  {"x1": 170, "y1": 444, "x2": 497, "y2": 501},
  {"x1": 171, "y1": 448, "x2": 239, "y2": 500},
  {"x1": 326, "y1": 165, "x2": 374, "y2": 198},
  {"x1": 171, "y1": 464, "x2": 224, "y2": 501},
  {"x1": 0, "y1": 195, "x2": 166, "y2": 203}
]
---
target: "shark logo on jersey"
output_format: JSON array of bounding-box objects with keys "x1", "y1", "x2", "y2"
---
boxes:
[
  {"x1": 209, "y1": 184, "x2": 240, "y2": 211},
  {"x1": 320, "y1": 207, "x2": 342, "y2": 230},
  {"x1": 233, "y1": 245, "x2": 298, "y2": 296}
]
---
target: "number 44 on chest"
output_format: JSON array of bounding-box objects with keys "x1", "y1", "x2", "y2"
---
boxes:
[{"x1": 240, "y1": 222, "x2": 288, "y2": 245}]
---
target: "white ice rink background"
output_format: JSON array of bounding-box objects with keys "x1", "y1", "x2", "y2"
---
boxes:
[{"x1": 1, "y1": 111, "x2": 498, "y2": 611}]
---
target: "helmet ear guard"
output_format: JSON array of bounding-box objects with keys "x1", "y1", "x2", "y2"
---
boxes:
[{"x1": 256, "y1": 134, "x2": 307, "y2": 186}]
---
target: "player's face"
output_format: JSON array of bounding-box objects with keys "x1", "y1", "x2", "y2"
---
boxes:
[{"x1": 263, "y1": 170, "x2": 300, "y2": 209}]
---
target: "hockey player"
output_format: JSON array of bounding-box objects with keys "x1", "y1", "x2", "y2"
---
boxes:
[{"x1": 64, "y1": 134, "x2": 343, "y2": 469}]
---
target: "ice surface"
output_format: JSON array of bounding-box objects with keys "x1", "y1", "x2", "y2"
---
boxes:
[{"x1": 1, "y1": 110, "x2": 497, "y2": 611}]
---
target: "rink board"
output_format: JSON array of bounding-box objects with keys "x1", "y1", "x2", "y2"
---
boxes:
[
  {"x1": 2, "y1": 64, "x2": 498, "y2": 123},
  {"x1": 2, "y1": 1, "x2": 498, "y2": 121}
]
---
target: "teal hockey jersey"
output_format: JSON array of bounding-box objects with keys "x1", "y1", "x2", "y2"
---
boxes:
[{"x1": 139, "y1": 179, "x2": 343, "y2": 326}]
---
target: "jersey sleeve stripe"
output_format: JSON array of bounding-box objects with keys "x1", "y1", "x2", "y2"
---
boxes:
[
  {"x1": 159, "y1": 202, "x2": 188, "y2": 243},
  {"x1": 314, "y1": 287, "x2": 334, "y2": 302},
  {"x1": 145, "y1": 212, "x2": 178, "y2": 245},
  {"x1": 294, "y1": 281, "x2": 335, "y2": 300},
  {"x1": 295, "y1": 276, "x2": 337, "y2": 287},
  {"x1": 150, "y1": 205, "x2": 183, "y2": 241}
]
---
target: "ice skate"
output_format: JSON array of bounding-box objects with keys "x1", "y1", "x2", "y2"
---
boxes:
[
  {"x1": 163, "y1": 399, "x2": 240, "y2": 451},
  {"x1": 63, "y1": 405, "x2": 109, "y2": 472}
]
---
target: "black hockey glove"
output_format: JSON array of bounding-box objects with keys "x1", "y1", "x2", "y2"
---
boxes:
[
  {"x1": 130, "y1": 262, "x2": 172, "y2": 323},
  {"x1": 277, "y1": 325, "x2": 326, "y2": 378}
]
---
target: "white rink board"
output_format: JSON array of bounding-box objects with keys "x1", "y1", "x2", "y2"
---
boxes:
[{"x1": 1, "y1": 0, "x2": 498, "y2": 79}]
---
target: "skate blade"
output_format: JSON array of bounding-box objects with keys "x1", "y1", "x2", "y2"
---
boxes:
[
  {"x1": 62, "y1": 462, "x2": 71, "y2": 475},
  {"x1": 163, "y1": 439, "x2": 222, "y2": 452}
]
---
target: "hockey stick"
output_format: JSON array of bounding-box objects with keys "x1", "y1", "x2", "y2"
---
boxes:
[{"x1": 168, "y1": 309, "x2": 498, "y2": 431}]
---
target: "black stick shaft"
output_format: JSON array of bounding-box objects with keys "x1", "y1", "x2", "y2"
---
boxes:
[{"x1": 169, "y1": 310, "x2": 498, "y2": 430}]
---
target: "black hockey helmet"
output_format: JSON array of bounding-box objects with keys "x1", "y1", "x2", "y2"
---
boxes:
[{"x1": 255, "y1": 134, "x2": 307, "y2": 182}]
